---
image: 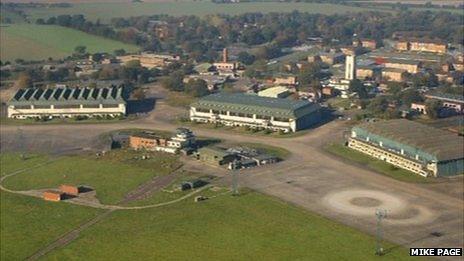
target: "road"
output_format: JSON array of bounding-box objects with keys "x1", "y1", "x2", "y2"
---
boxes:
[{"x1": 1, "y1": 105, "x2": 463, "y2": 253}]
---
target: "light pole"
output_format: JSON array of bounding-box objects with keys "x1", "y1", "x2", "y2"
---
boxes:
[{"x1": 375, "y1": 209, "x2": 387, "y2": 256}]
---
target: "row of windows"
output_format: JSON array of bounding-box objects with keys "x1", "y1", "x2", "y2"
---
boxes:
[
  {"x1": 54, "y1": 105, "x2": 81, "y2": 109},
  {"x1": 196, "y1": 108, "x2": 289, "y2": 121},
  {"x1": 13, "y1": 104, "x2": 120, "y2": 109},
  {"x1": 350, "y1": 140, "x2": 424, "y2": 170}
]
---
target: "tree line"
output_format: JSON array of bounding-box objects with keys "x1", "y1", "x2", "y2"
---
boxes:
[{"x1": 36, "y1": 10, "x2": 463, "y2": 63}]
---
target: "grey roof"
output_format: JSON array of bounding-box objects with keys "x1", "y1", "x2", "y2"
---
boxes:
[
  {"x1": 355, "y1": 119, "x2": 464, "y2": 161},
  {"x1": 425, "y1": 92, "x2": 464, "y2": 103},
  {"x1": 382, "y1": 68, "x2": 406, "y2": 73},
  {"x1": 385, "y1": 58, "x2": 421, "y2": 65},
  {"x1": 191, "y1": 93, "x2": 320, "y2": 119},
  {"x1": 8, "y1": 86, "x2": 126, "y2": 106}
]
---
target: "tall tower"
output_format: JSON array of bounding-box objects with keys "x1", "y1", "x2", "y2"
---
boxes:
[
  {"x1": 345, "y1": 54, "x2": 356, "y2": 80},
  {"x1": 222, "y1": 48, "x2": 228, "y2": 63}
]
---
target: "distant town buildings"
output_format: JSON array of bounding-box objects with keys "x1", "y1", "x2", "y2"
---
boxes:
[
  {"x1": 183, "y1": 74, "x2": 228, "y2": 91},
  {"x1": 118, "y1": 53, "x2": 180, "y2": 69},
  {"x1": 258, "y1": 86, "x2": 290, "y2": 98},
  {"x1": 425, "y1": 92, "x2": 464, "y2": 114},
  {"x1": 190, "y1": 93, "x2": 321, "y2": 133},
  {"x1": 381, "y1": 68, "x2": 406, "y2": 82},
  {"x1": 348, "y1": 120, "x2": 464, "y2": 177},
  {"x1": 353, "y1": 39, "x2": 377, "y2": 50},
  {"x1": 273, "y1": 75, "x2": 297, "y2": 85},
  {"x1": 384, "y1": 59, "x2": 421, "y2": 74},
  {"x1": 345, "y1": 54, "x2": 356, "y2": 80},
  {"x1": 7, "y1": 86, "x2": 126, "y2": 119},
  {"x1": 394, "y1": 39, "x2": 447, "y2": 54}
]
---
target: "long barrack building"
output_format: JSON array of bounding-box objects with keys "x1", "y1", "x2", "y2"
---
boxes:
[{"x1": 7, "y1": 86, "x2": 126, "y2": 119}]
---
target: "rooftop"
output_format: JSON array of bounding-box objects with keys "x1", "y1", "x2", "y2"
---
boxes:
[
  {"x1": 382, "y1": 68, "x2": 406, "y2": 73},
  {"x1": 385, "y1": 58, "x2": 421, "y2": 65},
  {"x1": 355, "y1": 119, "x2": 464, "y2": 161},
  {"x1": 258, "y1": 86, "x2": 289, "y2": 97},
  {"x1": 425, "y1": 92, "x2": 464, "y2": 103},
  {"x1": 191, "y1": 93, "x2": 319, "y2": 118},
  {"x1": 8, "y1": 86, "x2": 125, "y2": 106}
]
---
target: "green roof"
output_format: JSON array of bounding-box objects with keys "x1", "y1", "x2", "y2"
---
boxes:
[
  {"x1": 191, "y1": 93, "x2": 319, "y2": 119},
  {"x1": 8, "y1": 86, "x2": 126, "y2": 106},
  {"x1": 354, "y1": 119, "x2": 464, "y2": 161}
]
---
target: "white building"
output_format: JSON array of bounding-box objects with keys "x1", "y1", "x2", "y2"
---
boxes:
[
  {"x1": 190, "y1": 93, "x2": 321, "y2": 133},
  {"x1": 7, "y1": 86, "x2": 126, "y2": 119},
  {"x1": 345, "y1": 54, "x2": 356, "y2": 80}
]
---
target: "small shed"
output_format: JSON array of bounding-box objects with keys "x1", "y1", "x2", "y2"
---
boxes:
[
  {"x1": 43, "y1": 191, "x2": 64, "y2": 202},
  {"x1": 60, "y1": 184, "x2": 79, "y2": 196}
]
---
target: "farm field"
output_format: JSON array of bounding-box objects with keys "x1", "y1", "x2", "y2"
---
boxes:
[
  {"x1": 45, "y1": 190, "x2": 413, "y2": 260},
  {"x1": 0, "y1": 24, "x2": 139, "y2": 62},
  {"x1": 19, "y1": 2, "x2": 378, "y2": 22},
  {"x1": 0, "y1": 192, "x2": 101, "y2": 260},
  {"x1": 1, "y1": 150, "x2": 180, "y2": 204}
]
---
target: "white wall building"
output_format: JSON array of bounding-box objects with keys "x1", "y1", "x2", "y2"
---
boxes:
[
  {"x1": 190, "y1": 93, "x2": 321, "y2": 133},
  {"x1": 7, "y1": 86, "x2": 126, "y2": 119}
]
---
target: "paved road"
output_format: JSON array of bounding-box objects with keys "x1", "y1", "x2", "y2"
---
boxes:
[{"x1": 1, "y1": 113, "x2": 463, "y2": 253}]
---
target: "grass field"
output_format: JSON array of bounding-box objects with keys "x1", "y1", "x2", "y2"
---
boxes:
[
  {"x1": 1, "y1": 151, "x2": 413, "y2": 259},
  {"x1": 44, "y1": 190, "x2": 413, "y2": 260},
  {"x1": 1, "y1": 150, "x2": 180, "y2": 204},
  {"x1": 0, "y1": 153, "x2": 49, "y2": 177},
  {"x1": 19, "y1": 2, "x2": 378, "y2": 22},
  {"x1": 0, "y1": 192, "x2": 101, "y2": 260},
  {"x1": 325, "y1": 143, "x2": 433, "y2": 183},
  {"x1": 0, "y1": 24, "x2": 139, "y2": 62}
]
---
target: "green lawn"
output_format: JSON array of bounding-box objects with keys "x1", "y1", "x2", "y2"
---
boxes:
[
  {"x1": 44, "y1": 191, "x2": 412, "y2": 260},
  {"x1": 0, "y1": 153, "x2": 49, "y2": 177},
  {"x1": 0, "y1": 192, "x2": 101, "y2": 261},
  {"x1": 0, "y1": 24, "x2": 139, "y2": 62},
  {"x1": 1, "y1": 151, "x2": 414, "y2": 260},
  {"x1": 21, "y1": 2, "x2": 378, "y2": 22},
  {"x1": 1, "y1": 150, "x2": 180, "y2": 204},
  {"x1": 325, "y1": 143, "x2": 433, "y2": 183}
]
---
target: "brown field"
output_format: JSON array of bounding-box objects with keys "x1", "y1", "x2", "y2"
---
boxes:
[
  {"x1": 356, "y1": 0, "x2": 462, "y2": 5},
  {"x1": 2, "y1": 0, "x2": 183, "y2": 2}
]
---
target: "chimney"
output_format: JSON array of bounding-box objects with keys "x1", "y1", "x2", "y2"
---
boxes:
[{"x1": 222, "y1": 48, "x2": 228, "y2": 63}]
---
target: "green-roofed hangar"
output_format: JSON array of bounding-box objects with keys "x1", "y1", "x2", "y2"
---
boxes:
[
  {"x1": 348, "y1": 119, "x2": 464, "y2": 177},
  {"x1": 7, "y1": 86, "x2": 126, "y2": 119},
  {"x1": 189, "y1": 93, "x2": 321, "y2": 133}
]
